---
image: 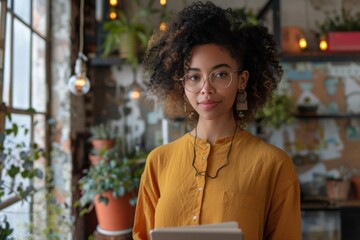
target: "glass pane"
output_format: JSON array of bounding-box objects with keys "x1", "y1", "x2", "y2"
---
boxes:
[
  {"x1": 3, "y1": 13, "x2": 11, "y2": 105},
  {"x1": 14, "y1": 0, "x2": 30, "y2": 24},
  {"x1": 2, "y1": 114, "x2": 31, "y2": 199},
  {"x1": 32, "y1": 34, "x2": 46, "y2": 112},
  {"x1": 32, "y1": 0, "x2": 47, "y2": 36},
  {"x1": 13, "y1": 19, "x2": 30, "y2": 109},
  {"x1": 0, "y1": 199, "x2": 31, "y2": 238}
]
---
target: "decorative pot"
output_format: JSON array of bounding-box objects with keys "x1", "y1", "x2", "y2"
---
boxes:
[
  {"x1": 351, "y1": 177, "x2": 360, "y2": 200},
  {"x1": 91, "y1": 139, "x2": 116, "y2": 152},
  {"x1": 326, "y1": 179, "x2": 350, "y2": 200},
  {"x1": 88, "y1": 154, "x2": 103, "y2": 165},
  {"x1": 94, "y1": 191, "x2": 136, "y2": 233},
  {"x1": 327, "y1": 31, "x2": 360, "y2": 52}
]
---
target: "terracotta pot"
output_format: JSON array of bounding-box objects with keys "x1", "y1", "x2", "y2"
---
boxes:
[
  {"x1": 351, "y1": 177, "x2": 360, "y2": 200},
  {"x1": 281, "y1": 26, "x2": 305, "y2": 53},
  {"x1": 88, "y1": 154, "x2": 104, "y2": 165},
  {"x1": 94, "y1": 191, "x2": 136, "y2": 232},
  {"x1": 326, "y1": 179, "x2": 350, "y2": 200},
  {"x1": 91, "y1": 139, "x2": 116, "y2": 152}
]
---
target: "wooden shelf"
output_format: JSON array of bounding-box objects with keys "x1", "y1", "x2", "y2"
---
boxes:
[
  {"x1": 89, "y1": 57, "x2": 125, "y2": 66},
  {"x1": 280, "y1": 51, "x2": 360, "y2": 62},
  {"x1": 295, "y1": 114, "x2": 360, "y2": 119},
  {"x1": 302, "y1": 199, "x2": 360, "y2": 211}
]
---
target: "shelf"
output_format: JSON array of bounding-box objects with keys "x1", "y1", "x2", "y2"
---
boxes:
[
  {"x1": 302, "y1": 199, "x2": 360, "y2": 211},
  {"x1": 295, "y1": 114, "x2": 360, "y2": 119},
  {"x1": 280, "y1": 51, "x2": 360, "y2": 62},
  {"x1": 89, "y1": 57, "x2": 125, "y2": 66}
]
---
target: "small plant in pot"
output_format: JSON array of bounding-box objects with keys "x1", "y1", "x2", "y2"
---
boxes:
[
  {"x1": 325, "y1": 165, "x2": 353, "y2": 201},
  {"x1": 77, "y1": 145, "x2": 145, "y2": 234},
  {"x1": 89, "y1": 123, "x2": 117, "y2": 152}
]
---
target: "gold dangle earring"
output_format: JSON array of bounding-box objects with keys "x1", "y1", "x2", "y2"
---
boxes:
[
  {"x1": 184, "y1": 95, "x2": 195, "y2": 120},
  {"x1": 237, "y1": 89, "x2": 248, "y2": 118},
  {"x1": 183, "y1": 95, "x2": 187, "y2": 113}
]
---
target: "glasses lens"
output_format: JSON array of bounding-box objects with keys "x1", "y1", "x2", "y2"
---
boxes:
[
  {"x1": 183, "y1": 72, "x2": 204, "y2": 92},
  {"x1": 210, "y1": 70, "x2": 233, "y2": 89}
]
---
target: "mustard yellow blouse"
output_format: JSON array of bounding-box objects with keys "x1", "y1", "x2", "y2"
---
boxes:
[{"x1": 133, "y1": 130, "x2": 301, "y2": 240}]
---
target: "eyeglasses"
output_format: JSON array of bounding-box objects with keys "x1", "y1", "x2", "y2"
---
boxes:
[{"x1": 180, "y1": 70, "x2": 241, "y2": 93}]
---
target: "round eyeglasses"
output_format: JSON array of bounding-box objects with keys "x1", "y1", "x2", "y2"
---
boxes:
[{"x1": 180, "y1": 70, "x2": 241, "y2": 93}]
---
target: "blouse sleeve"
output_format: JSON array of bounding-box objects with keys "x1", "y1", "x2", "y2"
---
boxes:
[{"x1": 133, "y1": 155, "x2": 160, "y2": 240}]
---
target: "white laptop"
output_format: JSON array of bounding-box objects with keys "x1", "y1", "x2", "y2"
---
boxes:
[{"x1": 150, "y1": 222, "x2": 243, "y2": 240}]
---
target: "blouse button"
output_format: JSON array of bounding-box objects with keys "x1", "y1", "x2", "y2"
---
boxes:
[
  {"x1": 198, "y1": 187, "x2": 202, "y2": 191},
  {"x1": 193, "y1": 215, "x2": 197, "y2": 220},
  {"x1": 202, "y1": 156, "x2": 206, "y2": 160}
]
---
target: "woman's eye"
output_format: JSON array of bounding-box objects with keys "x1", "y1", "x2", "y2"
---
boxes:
[
  {"x1": 213, "y1": 71, "x2": 229, "y2": 79},
  {"x1": 187, "y1": 74, "x2": 202, "y2": 81}
]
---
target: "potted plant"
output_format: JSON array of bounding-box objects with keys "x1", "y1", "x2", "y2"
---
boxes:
[
  {"x1": 102, "y1": 0, "x2": 160, "y2": 68},
  {"x1": 325, "y1": 165, "x2": 353, "y2": 201},
  {"x1": 297, "y1": 96, "x2": 319, "y2": 115},
  {"x1": 256, "y1": 94, "x2": 296, "y2": 129},
  {"x1": 89, "y1": 122, "x2": 117, "y2": 149},
  {"x1": 316, "y1": 8, "x2": 360, "y2": 51},
  {"x1": 77, "y1": 145, "x2": 145, "y2": 234}
]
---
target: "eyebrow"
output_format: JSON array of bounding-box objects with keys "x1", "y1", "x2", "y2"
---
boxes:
[{"x1": 188, "y1": 63, "x2": 231, "y2": 72}]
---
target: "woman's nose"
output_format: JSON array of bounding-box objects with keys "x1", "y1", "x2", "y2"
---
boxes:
[{"x1": 200, "y1": 76, "x2": 215, "y2": 94}]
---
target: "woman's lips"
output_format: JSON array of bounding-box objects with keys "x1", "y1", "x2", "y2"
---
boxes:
[{"x1": 198, "y1": 100, "x2": 219, "y2": 110}]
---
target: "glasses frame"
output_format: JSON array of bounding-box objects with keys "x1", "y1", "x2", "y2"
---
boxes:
[{"x1": 180, "y1": 69, "x2": 243, "y2": 93}]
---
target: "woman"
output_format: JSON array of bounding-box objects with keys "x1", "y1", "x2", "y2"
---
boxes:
[{"x1": 133, "y1": 2, "x2": 301, "y2": 240}]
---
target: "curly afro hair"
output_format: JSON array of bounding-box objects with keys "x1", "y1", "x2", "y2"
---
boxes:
[{"x1": 143, "y1": 1, "x2": 283, "y2": 127}]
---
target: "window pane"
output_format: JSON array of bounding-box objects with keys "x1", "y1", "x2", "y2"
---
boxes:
[
  {"x1": 2, "y1": 114, "x2": 31, "y2": 198},
  {"x1": 32, "y1": 0, "x2": 47, "y2": 37},
  {"x1": 13, "y1": 19, "x2": 30, "y2": 109},
  {"x1": 14, "y1": 0, "x2": 30, "y2": 24},
  {"x1": 32, "y1": 34, "x2": 46, "y2": 112},
  {"x1": 0, "y1": 199, "x2": 31, "y2": 239},
  {"x1": 3, "y1": 13, "x2": 12, "y2": 105}
]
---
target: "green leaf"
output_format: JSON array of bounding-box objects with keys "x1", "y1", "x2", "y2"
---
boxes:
[
  {"x1": 12, "y1": 123, "x2": 18, "y2": 136},
  {"x1": 7, "y1": 165, "x2": 20, "y2": 177}
]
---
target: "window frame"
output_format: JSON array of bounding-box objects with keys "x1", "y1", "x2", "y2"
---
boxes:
[{"x1": 0, "y1": 0, "x2": 51, "y2": 235}]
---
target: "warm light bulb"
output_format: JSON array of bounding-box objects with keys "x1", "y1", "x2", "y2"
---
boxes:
[
  {"x1": 109, "y1": 0, "x2": 118, "y2": 6},
  {"x1": 299, "y1": 37, "x2": 307, "y2": 49},
  {"x1": 68, "y1": 75, "x2": 90, "y2": 95},
  {"x1": 160, "y1": 0, "x2": 166, "y2": 6},
  {"x1": 159, "y1": 22, "x2": 167, "y2": 32},
  {"x1": 128, "y1": 81, "x2": 143, "y2": 100},
  {"x1": 319, "y1": 39, "x2": 328, "y2": 51},
  {"x1": 128, "y1": 90, "x2": 141, "y2": 99},
  {"x1": 109, "y1": 10, "x2": 117, "y2": 20},
  {"x1": 68, "y1": 56, "x2": 90, "y2": 96}
]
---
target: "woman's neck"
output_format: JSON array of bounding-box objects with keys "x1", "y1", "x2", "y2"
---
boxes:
[{"x1": 192, "y1": 118, "x2": 239, "y2": 145}]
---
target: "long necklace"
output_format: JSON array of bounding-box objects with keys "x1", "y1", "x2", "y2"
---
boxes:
[{"x1": 192, "y1": 124, "x2": 238, "y2": 179}]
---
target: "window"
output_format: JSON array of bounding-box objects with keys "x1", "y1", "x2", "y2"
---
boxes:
[{"x1": 0, "y1": 0, "x2": 49, "y2": 237}]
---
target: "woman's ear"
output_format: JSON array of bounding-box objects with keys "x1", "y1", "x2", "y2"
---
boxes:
[{"x1": 238, "y1": 70, "x2": 249, "y2": 90}]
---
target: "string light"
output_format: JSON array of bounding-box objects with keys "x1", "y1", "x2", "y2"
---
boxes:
[
  {"x1": 109, "y1": 0, "x2": 118, "y2": 6},
  {"x1": 319, "y1": 35, "x2": 328, "y2": 51},
  {"x1": 109, "y1": 10, "x2": 117, "y2": 20},
  {"x1": 159, "y1": 22, "x2": 167, "y2": 32},
  {"x1": 299, "y1": 37, "x2": 307, "y2": 50},
  {"x1": 160, "y1": 0, "x2": 166, "y2": 6}
]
